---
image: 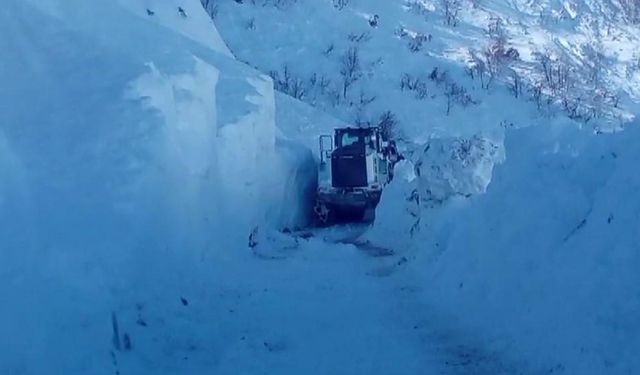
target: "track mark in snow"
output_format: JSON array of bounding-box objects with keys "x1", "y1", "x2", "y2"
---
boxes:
[{"x1": 346, "y1": 239, "x2": 396, "y2": 257}]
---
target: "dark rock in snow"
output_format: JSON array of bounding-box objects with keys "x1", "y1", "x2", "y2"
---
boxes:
[{"x1": 123, "y1": 334, "x2": 132, "y2": 351}]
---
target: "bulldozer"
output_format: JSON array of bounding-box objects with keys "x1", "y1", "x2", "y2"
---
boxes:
[{"x1": 314, "y1": 127, "x2": 399, "y2": 225}]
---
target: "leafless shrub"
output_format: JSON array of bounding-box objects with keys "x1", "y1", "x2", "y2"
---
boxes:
[
  {"x1": 408, "y1": 32, "x2": 431, "y2": 52},
  {"x1": 269, "y1": 64, "x2": 306, "y2": 99},
  {"x1": 263, "y1": 0, "x2": 298, "y2": 9},
  {"x1": 318, "y1": 74, "x2": 331, "y2": 94},
  {"x1": 333, "y1": 0, "x2": 349, "y2": 10},
  {"x1": 400, "y1": 73, "x2": 429, "y2": 99},
  {"x1": 429, "y1": 67, "x2": 449, "y2": 86},
  {"x1": 445, "y1": 83, "x2": 473, "y2": 115},
  {"x1": 395, "y1": 25, "x2": 409, "y2": 38},
  {"x1": 357, "y1": 90, "x2": 377, "y2": 107},
  {"x1": 246, "y1": 17, "x2": 256, "y2": 30},
  {"x1": 323, "y1": 43, "x2": 335, "y2": 56},
  {"x1": 347, "y1": 32, "x2": 372, "y2": 43}
]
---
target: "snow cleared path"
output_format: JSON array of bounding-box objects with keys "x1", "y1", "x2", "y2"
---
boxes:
[{"x1": 131, "y1": 226, "x2": 530, "y2": 375}]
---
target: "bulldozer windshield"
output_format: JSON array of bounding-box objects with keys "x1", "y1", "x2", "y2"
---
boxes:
[{"x1": 338, "y1": 132, "x2": 361, "y2": 147}]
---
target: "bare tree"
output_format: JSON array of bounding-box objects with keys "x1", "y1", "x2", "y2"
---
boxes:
[
  {"x1": 528, "y1": 82, "x2": 544, "y2": 110},
  {"x1": 442, "y1": 0, "x2": 462, "y2": 26},
  {"x1": 340, "y1": 47, "x2": 362, "y2": 98},
  {"x1": 582, "y1": 42, "x2": 605, "y2": 89},
  {"x1": 507, "y1": 69, "x2": 522, "y2": 98},
  {"x1": 467, "y1": 50, "x2": 490, "y2": 89},
  {"x1": 534, "y1": 50, "x2": 553, "y2": 84},
  {"x1": 482, "y1": 16, "x2": 519, "y2": 89}
]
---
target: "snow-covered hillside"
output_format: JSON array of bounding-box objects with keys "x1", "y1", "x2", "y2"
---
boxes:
[
  {"x1": 211, "y1": 0, "x2": 640, "y2": 138},
  {"x1": 3, "y1": 0, "x2": 639, "y2": 374}
]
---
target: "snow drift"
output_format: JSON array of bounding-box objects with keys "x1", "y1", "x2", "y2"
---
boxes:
[{"x1": 371, "y1": 122, "x2": 640, "y2": 374}]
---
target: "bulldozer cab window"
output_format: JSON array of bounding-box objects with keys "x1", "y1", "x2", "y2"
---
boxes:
[{"x1": 338, "y1": 132, "x2": 362, "y2": 147}]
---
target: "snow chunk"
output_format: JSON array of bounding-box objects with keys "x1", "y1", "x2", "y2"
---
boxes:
[{"x1": 415, "y1": 135, "x2": 501, "y2": 203}]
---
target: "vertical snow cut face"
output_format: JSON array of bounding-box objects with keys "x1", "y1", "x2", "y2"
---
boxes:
[
  {"x1": 214, "y1": 74, "x2": 278, "y2": 232},
  {"x1": 129, "y1": 59, "x2": 220, "y2": 177},
  {"x1": 0, "y1": 0, "x2": 312, "y2": 373}
]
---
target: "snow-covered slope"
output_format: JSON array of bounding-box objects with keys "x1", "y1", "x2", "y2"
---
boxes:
[{"x1": 210, "y1": 0, "x2": 640, "y2": 142}]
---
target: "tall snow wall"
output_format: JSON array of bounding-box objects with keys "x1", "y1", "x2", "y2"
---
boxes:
[{"x1": 0, "y1": 0, "x2": 309, "y2": 373}]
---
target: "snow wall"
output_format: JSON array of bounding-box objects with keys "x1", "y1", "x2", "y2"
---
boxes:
[
  {"x1": 0, "y1": 0, "x2": 315, "y2": 373},
  {"x1": 370, "y1": 123, "x2": 640, "y2": 374}
]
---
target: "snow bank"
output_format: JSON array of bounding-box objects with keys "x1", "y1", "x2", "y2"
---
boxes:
[
  {"x1": 375, "y1": 122, "x2": 640, "y2": 373},
  {"x1": 0, "y1": 0, "x2": 309, "y2": 373},
  {"x1": 413, "y1": 135, "x2": 501, "y2": 203},
  {"x1": 367, "y1": 134, "x2": 501, "y2": 251},
  {"x1": 364, "y1": 160, "x2": 421, "y2": 251}
]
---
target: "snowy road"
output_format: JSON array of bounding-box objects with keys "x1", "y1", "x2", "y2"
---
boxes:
[
  {"x1": 222, "y1": 230, "x2": 527, "y2": 374},
  {"x1": 121, "y1": 226, "x2": 528, "y2": 375}
]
